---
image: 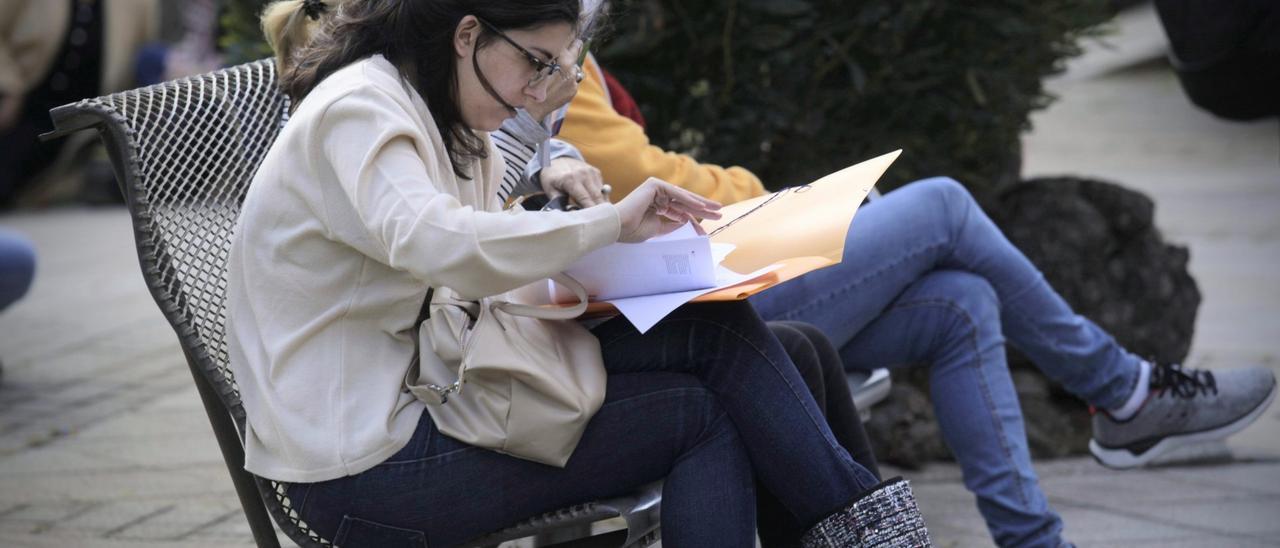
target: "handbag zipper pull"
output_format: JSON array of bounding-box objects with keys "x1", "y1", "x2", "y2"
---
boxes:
[{"x1": 426, "y1": 379, "x2": 463, "y2": 404}]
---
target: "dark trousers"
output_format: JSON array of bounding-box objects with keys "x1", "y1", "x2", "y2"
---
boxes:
[
  {"x1": 286, "y1": 301, "x2": 878, "y2": 547},
  {"x1": 758, "y1": 320, "x2": 881, "y2": 547}
]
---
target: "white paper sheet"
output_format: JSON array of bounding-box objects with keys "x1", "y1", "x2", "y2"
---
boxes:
[
  {"x1": 608, "y1": 263, "x2": 780, "y2": 333},
  {"x1": 552, "y1": 222, "x2": 778, "y2": 332},
  {"x1": 555, "y1": 152, "x2": 903, "y2": 333},
  {"x1": 557, "y1": 223, "x2": 728, "y2": 301}
]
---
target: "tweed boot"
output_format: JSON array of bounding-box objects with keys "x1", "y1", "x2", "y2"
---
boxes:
[{"x1": 800, "y1": 477, "x2": 931, "y2": 547}]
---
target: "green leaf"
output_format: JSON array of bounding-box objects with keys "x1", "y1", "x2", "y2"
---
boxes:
[{"x1": 743, "y1": 0, "x2": 815, "y2": 18}]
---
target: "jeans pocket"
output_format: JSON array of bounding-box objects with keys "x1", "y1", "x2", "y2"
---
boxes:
[{"x1": 332, "y1": 515, "x2": 429, "y2": 548}]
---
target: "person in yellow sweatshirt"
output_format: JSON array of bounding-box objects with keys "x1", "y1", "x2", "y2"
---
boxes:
[
  {"x1": 496, "y1": 52, "x2": 1277, "y2": 548},
  {"x1": 557, "y1": 55, "x2": 764, "y2": 205}
]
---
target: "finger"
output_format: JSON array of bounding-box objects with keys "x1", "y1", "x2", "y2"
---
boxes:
[
  {"x1": 677, "y1": 199, "x2": 723, "y2": 218},
  {"x1": 672, "y1": 187, "x2": 722, "y2": 210},
  {"x1": 566, "y1": 180, "x2": 600, "y2": 208},
  {"x1": 656, "y1": 205, "x2": 693, "y2": 224},
  {"x1": 678, "y1": 196, "x2": 723, "y2": 218},
  {"x1": 578, "y1": 171, "x2": 607, "y2": 206},
  {"x1": 651, "y1": 180, "x2": 722, "y2": 211},
  {"x1": 651, "y1": 214, "x2": 686, "y2": 237},
  {"x1": 657, "y1": 212, "x2": 701, "y2": 237},
  {"x1": 663, "y1": 196, "x2": 722, "y2": 220},
  {"x1": 565, "y1": 40, "x2": 584, "y2": 64}
]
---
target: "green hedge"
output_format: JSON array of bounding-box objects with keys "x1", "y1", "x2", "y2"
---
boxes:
[
  {"x1": 595, "y1": 0, "x2": 1110, "y2": 197},
  {"x1": 220, "y1": 0, "x2": 273, "y2": 66},
  {"x1": 222, "y1": 0, "x2": 1110, "y2": 199}
]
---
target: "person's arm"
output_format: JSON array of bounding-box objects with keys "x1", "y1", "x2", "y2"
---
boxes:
[
  {"x1": 492, "y1": 112, "x2": 585, "y2": 203},
  {"x1": 492, "y1": 112, "x2": 547, "y2": 203},
  {"x1": 318, "y1": 87, "x2": 621, "y2": 300},
  {"x1": 558, "y1": 56, "x2": 768, "y2": 205}
]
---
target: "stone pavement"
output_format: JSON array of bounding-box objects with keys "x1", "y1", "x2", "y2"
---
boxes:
[{"x1": 1, "y1": 5, "x2": 1278, "y2": 548}]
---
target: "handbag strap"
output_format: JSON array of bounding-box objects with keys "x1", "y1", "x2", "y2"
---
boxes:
[
  {"x1": 407, "y1": 287, "x2": 463, "y2": 405},
  {"x1": 404, "y1": 273, "x2": 588, "y2": 405},
  {"x1": 415, "y1": 287, "x2": 435, "y2": 326},
  {"x1": 495, "y1": 273, "x2": 590, "y2": 319}
]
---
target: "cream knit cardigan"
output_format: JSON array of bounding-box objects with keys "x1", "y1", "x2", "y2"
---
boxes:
[{"x1": 227, "y1": 56, "x2": 621, "y2": 483}]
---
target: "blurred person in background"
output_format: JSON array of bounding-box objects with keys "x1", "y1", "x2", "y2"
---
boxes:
[
  {"x1": 0, "y1": 228, "x2": 35, "y2": 380},
  {"x1": 0, "y1": 0, "x2": 159, "y2": 208},
  {"x1": 135, "y1": 0, "x2": 223, "y2": 85},
  {"x1": 1154, "y1": 0, "x2": 1279, "y2": 121}
]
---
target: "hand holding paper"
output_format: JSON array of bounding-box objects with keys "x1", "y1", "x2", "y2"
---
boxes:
[
  {"x1": 560, "y1": 150, "x2": 902, "y2": 332},
  {"x1": 555, "y1": 224, "x2": 780, "y2": 331},
  {"x1": 614, "y1": 177, "x2": 723, "y2": 243}
]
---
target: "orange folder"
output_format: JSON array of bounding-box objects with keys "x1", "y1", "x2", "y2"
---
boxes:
[{"x1": 581, "y1": 150, "x2": 901, "y2": 316}]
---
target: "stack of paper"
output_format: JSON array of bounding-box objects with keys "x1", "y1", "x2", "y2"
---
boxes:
[
  {"x1": 555, "y1": 224, "x2": 780, "y2": 332},
  {"x1": 557, "y1": 150, "x2": 901, "y2": 333}
]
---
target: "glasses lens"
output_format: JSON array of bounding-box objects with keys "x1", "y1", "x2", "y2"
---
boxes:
[{"x1": 528, "y1": 62, "x2": 558, "y2": 86}]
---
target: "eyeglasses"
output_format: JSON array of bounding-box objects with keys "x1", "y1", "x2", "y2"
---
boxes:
[{"x1": 476, "y1": 18, "x2": 563, "y2": 87}]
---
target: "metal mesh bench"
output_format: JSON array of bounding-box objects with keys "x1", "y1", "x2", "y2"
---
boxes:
[{"x1": 43, "y1": 59, "x2": 661, "y2": 548}]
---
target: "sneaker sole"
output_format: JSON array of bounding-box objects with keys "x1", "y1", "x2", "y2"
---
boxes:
[{"x1": 1089, "y1": 378, "x2": 1277, "y2": 469}]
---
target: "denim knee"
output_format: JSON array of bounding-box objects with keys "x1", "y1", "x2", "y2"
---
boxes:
[
  {"x1": 911, "y1": 175, "x2": 977, "y2": 211},
  {"x1": 909, "y1": 176, "x2": 970, "y2": 201},
  {"x1": 910, "y1": 270, "x2": 1003, "y2": 355},
  {"x1": 0, "y1": 231, "x2": 36, "y2": 311},
  {"x1": 679, "y1": 384, "x2": 736, "y2": 448}
]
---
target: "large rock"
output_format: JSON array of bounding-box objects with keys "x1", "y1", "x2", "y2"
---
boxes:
[
  {"x1": 866, "y1": 177, "x2": 1201, "y2": 463},
  {"x1": 994, "y1": 176, "x2": 1201, "y2": 456},
  {"x1": 991, "y1": 176, "x2": 1201, "y2": 367}
]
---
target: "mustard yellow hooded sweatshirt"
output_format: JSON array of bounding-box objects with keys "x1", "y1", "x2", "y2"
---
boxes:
[{"x1": 557, "y1": 56, "x2": 767, "y2": 205}]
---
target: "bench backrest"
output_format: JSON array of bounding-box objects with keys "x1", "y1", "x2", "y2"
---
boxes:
[{"x1": 49, "y1": 59, "x2": 329, "y2": 548}]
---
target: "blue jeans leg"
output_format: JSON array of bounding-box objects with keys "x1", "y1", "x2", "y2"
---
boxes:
[
  {"x1": 841, "y1": 270, "x2": 1063, "y2": 547},
  {"x1": 758, "y1": 321, "x2": 882, "y2": 547},
  {"x1": 592, "y1": 301, "x2": 880, "y2": 524},
  {"x1": 749, "y1": 177, "x2": 1141, "y2": 408},
  {"x1": 289, "y1": 372, "x2": 756, "y2": 547},
  {"x1": 287, "y1": 302, "x2": 877, "y2": 547},
  {"x1": 0, "y1": 229, "x2": 36, "y2": 311}
]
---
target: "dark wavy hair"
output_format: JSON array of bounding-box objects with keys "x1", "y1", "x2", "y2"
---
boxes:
[{"x1": 264, "y1": 0, "x2": 582, "y2": 179}]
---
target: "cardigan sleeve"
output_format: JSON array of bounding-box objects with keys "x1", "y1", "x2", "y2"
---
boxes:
[
  {"x1": 558, "y1": 56, "x2": 768, "y2": 205},
  {"x1": 315, "y1": 86, "x2": 621, "y2": 299}
]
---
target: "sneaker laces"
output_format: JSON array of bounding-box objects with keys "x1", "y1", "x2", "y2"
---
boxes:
[{"x1": 1150, "y1": 362, "x2": 1217, "y2": 400}]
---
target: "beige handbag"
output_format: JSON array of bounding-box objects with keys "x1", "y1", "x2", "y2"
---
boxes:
[{"x1": 403, "y1": 273, "x2": 606, "y2": 467}]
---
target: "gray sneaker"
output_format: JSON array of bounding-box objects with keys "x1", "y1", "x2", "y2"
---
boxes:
[{"x1": 1090, "y1": 363, "x2": 1277, "y2": 469}]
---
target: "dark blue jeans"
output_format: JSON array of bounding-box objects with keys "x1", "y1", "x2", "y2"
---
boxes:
[
  {"x1": 286, "y1": 301, "x2": 878, "y2": 547},
  {"x1": 757, "y1": 321, "x2": 881, "y2": 547}
]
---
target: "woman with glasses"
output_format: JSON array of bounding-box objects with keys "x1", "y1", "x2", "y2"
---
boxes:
[{"x1": 228, "y1": 1, "x2": 930, "y2": 546}]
